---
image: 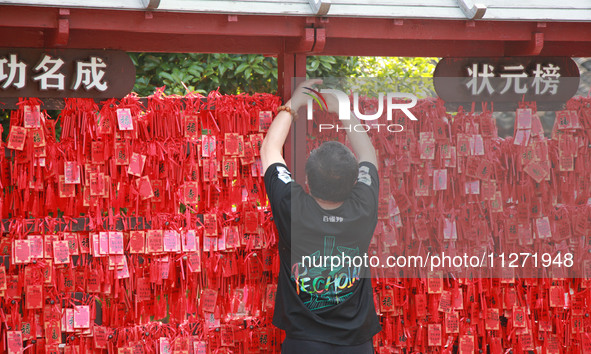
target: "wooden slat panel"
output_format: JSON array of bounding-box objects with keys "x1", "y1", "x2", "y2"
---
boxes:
[
  {"x1": 482, "y1": 0, "x2": 591, "y2": 10},
  {"x1": 159, "y1": 0, "x2": 310, "y2": 14},
  {"x1": 0, "y1": 0, "x2": 145, "y2": 9},
  {"x1": 484, "y1": 8, "x2": 591, "y2": 21},
  {"x1": 327, "y1": 4, "x2": 465, "y2": 18},
  {"x1": 331, "y1": 0, "x2": 458, "y2": 6}
]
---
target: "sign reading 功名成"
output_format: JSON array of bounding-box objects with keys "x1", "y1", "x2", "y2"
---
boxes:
[
  {"x1": 0, "y1": 48, "x2": 135, "y2": 99},
  {"x1": 434, "y1": 57, "x2": 580, "y2": 111}
]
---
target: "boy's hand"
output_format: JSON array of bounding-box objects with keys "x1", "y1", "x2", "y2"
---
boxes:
[{"x1": 290, "y1": 79, "x2": 323, "y2": 112}]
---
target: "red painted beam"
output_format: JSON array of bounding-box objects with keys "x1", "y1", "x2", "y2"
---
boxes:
[{"x1": 1, "y1": 5, "x2": 591, "y2": 56}]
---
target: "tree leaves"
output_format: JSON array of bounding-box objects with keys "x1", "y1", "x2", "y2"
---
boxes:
[{"x1": 129, "y1": 52, "x2": 437, "y2": 96}]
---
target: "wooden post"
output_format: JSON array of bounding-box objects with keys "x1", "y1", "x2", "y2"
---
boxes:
[{"x1": 278, "y1": 47, "x2": 307, "y2": 185}]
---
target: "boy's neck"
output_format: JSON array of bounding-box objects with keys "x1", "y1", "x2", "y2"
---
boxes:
[{"x1": 312, "y1": 196, "x2": 343, "y2": 210}]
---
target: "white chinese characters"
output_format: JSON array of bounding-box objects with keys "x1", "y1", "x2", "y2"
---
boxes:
[
  {"x1": 0, "y1": 53, "x2": 109, "y2": 91},
  {"x1": 466, "y1": 63, "x2": 561, "y2": 96},
  {"x1": 0, "y1": 54, "x2": 27, "y2": 89},
  {"x1": 72, "y1": 57, "x2": 108, "y2": 91}
]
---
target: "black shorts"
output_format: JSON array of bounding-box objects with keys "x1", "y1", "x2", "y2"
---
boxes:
[{"x1": 281, "y1": 337, "x2": 374, "y2": 354}]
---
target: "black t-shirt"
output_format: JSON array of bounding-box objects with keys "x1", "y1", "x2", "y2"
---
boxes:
[{"x1": 264, "y1": 161, "x2": 382, "y2": 345}]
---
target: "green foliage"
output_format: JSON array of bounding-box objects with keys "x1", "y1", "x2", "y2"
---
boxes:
[
  {"x1": 130, "y1": 53, "x2": 436, "y2": 96},
  {"x1": 344, "y1": 57, "x2": 438, "y2": 97}
]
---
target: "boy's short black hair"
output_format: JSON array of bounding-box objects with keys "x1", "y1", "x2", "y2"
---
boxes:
[{"x1": 305, "y1": 141, "x2": 358, "y2": 202}]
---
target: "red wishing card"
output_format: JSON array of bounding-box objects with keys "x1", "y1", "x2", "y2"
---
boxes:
[
  {"x1": 97, "y1": 113, "x2": 112, "y2": 135},
  {"x1": 222, "y1": 157, "x2": 237, "y2": 178},
  {"x1": 224, "y1": 133, "x2": 239, "y2": 155},
  {"x1": 201, "y1": 134, "x2": 216, "y2": 158},
  {"x1": 241, "y1": 141, "x2": 255, "y2": 165},
  {"x1": 0, "y1": 266, "x2": 6, "y2": 291},
  {"x1": 129, "y1": 231, "x2": 145, "y2": 254},
  {"x1": 250, "y1": 134, "x2": 263, "y2": 155},
  {"x1": 151, "y1": 179, "x2": 163, "y2": 203},
  {"x1": 456, "y1": 134, "x2": 471, "y2": 157},
  {"x1": 183, "y1": 182, "x2": 198, "y2": 204},
  {"x1": 146, "y1": 230, "x2": 164, "y2": 254},
  {"x1": 44, "y1": 234, "x2": 58, "y2": 258},
  {"x1": 93, "y1": 326, "x2": 107, "y2": 349},
  {"x1": 163, "y1": 230, "x2": 180, "y2": 253},
  {"x1": 244, "y1": 211, "x2": 259, "y2": 234},
  {"x1": 427, "y1": 273, "x2": 443, "y2": 294},
  {"x1": 201, "y1": 289, "x2": 218, "y2": 313},
  {"x1": 137, "y1": 277, "x2": 151, "y2": 301},
  {"x1": 221, "y1": 326, "x2": 234, "y2": 347},
  {"x1": 419, "y1": 139, "x2": 435, "y2": 160},
  {"x1": 13, "y1": 239, "x2": 31, "y2": 264},
  {"x1": 136, "y1": 175, "x2": 154, "y2": 200},
  {"x1": 30, "y1": 128, "x2": 46, "y2": 148},
  {"x1": 7, "y1": 330, "x2": 23, "y2": 354},
  {"x1": 117, "y1": 108, "x2": 134, "y2": 130},
  {"x1": 187, "y1": 252, "x2": 201, "y2": 273},
  {"x1": 516, "y1": 108, "x2": 532, "y2": 129},
  {"x1": 7, "y1": 126, "x2": 27, "y2": 151},
  {"x1": 224, "y1": 226, "x2": 239, "y2": 250},
  {"x1": 193, "y1": 341, "x2": 207, "y2": 354},
  {"x1": 184, "y1": 114, "x2": 199, "y2": 139},
  {"x1": 251, "y1": 159, "x2": 262, "y2": 177},
  {"x1": 127, "y1": 152, "x2": 146, "y2": 177},
  {"x1": 524, "y1": 161, "x2": 548, "y2": 183},
  {"x1": 380, "y1": 289, "x2": 394, "y2": 313},
  {"x1": 513, "y1": 306, "x2": 526, "y2": 327},
  {"x1": 535, "y1": 217, "x2": 552, "y2": 239},
  {"x1": 99, "y1": 232, "x2": 109, "y2": 255},
  {"x1": 445, "y1": 311, "x2": 459, "y2": 333},
  {"x1": 433, "y1": 169, "x2": 447, "y2": 191},
  {"x1": 28, "y1": 235, "x2": 43, "y2": 258},
  {"x1": 549, "y1": 286, "x2": 564, "y2": 307},
  {"x1": 259, "y1": 111, "x2": 272, "y2": 132},
  {"x1": 182, "y1": 230, "x2": 197, "y2": 252},
  {"x1": 203, "y1": 214, "x2": 218, "y2": 237},
  {"x1": 64, "y1": 233, "x2": 79, "y2": 256},
  {"x1": 73, "y1": 305, "x2": 90, "y2": 328},
  {"x1": 53, "y1": 240, "x2": 70, "y2": 264},
  {"x1": 159, "y1": 338, "x2": 171, "y2": 354},
  {"x1": 115, "y1": 142, "x2": 129, "y2": 165},
  {"x1": 23, "y1": 104, "x2": 41, "y2": 128},
  {"x1": 459, "y1": 335, "x2": 474, "y2": 354},
  {"x1": 58, "y1": 176, "x2": 76, "y2": 197},
  {"x1": 428, "y1": 324, "x2": 442, "y2": 346},
  {"x1": 25, "y1": 284, "x2": 43, "y2": 309},
  {"x1": 556, "y1": 110, "x2": 572, "y2": 130},
  {"x1": 438, "y1": 290, "x2": 452, "y2": 313},
  {"x1": 108, "y1": 231, "x2": 124, "y2": 255},
  {"x1": 547, "y1": 335, "x2": 560, "y2": 354},
  {"x1": 485, "y1": 308, "x2": 500, "y2": 330},
  {"x1": 89, "y1": 172, "x2": 100, "y2": 196},
  {"x1": 91, "y1": 141, "x2": 105, "y2": 163},
  {"x1": 78, "y1": 234, "x2": 90, "y2": 254},
  {"x1": 64, "y1": 162, "x2": 81, "y2": 184}
]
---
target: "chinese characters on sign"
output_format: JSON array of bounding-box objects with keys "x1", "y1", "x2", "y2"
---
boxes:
[
  {"x1": 1, "y1": 53, "x2": 107, "y2": 91},
  {"x1": 0, "y1": 48, "x2": 135, "y2": 101},
  {"x1": 433, "y1": 57, "x2": 580, "y2": 111},
  {"x1": 466, "y1": 63, "x2": 561, "y2": 96}
]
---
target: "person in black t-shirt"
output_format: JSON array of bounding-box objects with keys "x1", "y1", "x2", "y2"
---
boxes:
[{"x1": 262, "y1": 80, "x2": 382, "y2": 353}]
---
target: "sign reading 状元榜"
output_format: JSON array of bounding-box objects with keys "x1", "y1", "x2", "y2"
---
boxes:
[
  {"x1": 434, "y1": 57, "x2": 580, "y2": 111},
  {"x1": 0, "y1": 48, "x2": 135, "y2": 99}
]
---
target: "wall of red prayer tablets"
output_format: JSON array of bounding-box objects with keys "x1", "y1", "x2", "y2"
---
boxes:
[{"x1": 0, "y1": 92, "x2": 590, "y2": 353}]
